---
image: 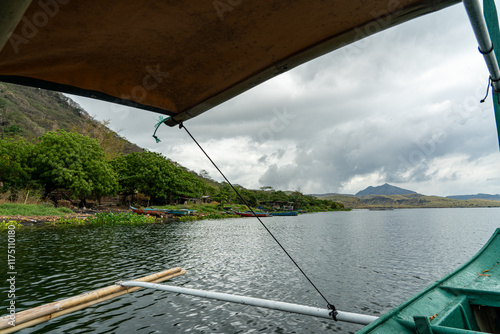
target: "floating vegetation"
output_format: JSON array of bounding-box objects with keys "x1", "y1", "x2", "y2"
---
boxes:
[
  {"x1": 0, "y1": 220, "x2": 23, "y2": 229},
  {"x1": 50, "y1": 217, "x2": 87, "y2": 225},
  {"x1": 86, "y1": 212, "x2": 156, "y2": 225}
]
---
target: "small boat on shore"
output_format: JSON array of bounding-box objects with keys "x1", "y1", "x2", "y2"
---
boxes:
[
  {"x1": 130, "y1": 206, "x2": 165, "y2": 217},
  {"x1": 130, "y1": 207, "x2": 196, "y2": 216},
  {"x1": 233, "y1": 211, "x2": 270, "y2": 217},
  {"x1": 271, "y1": 211, "x2": 298, "y2": 216},
  {"x1": 160, "y1": 209, "x2": 195, "y2": 216}
]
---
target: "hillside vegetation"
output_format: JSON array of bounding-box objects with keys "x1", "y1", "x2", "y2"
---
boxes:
[
  {"x1": 4, "y1": 83, "x2": 492, "y2": 212},
  {"x1": 0, "y1": 82, "x2": 142, "y2": 159},
  {"x1": 0, "y1": 83, "x2": 345, "y2": 212},
  {"x1": 321, "y1": 193, "x2": 500, "y2": 209}
]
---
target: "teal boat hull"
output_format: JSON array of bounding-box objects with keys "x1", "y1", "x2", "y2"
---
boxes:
[
  {"x1": 357, "y1": 228, "x2": 500, "y2": 333},
  {"x1": 271, "y1": 212, "x2": 299, "y2": 216},
  {"x1": 160, "y1": 209, "x2": 194, "y2": 216}
]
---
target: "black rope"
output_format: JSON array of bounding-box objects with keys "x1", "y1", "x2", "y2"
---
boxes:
[
  {"x1": 178, "y1": 122, "x2": 338, "y2": 321},
  {"x1": 480, "y1": 76, "x2": 500, "y2": 104},
  {"x1": 481, "y1": 77, "x2": 492, "y2": 103}
]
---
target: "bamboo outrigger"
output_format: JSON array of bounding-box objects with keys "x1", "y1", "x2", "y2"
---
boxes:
[
  {"x1": 0, "y1": 267, "x2": 186, "y2": 334},
  {"x1": 6, "y1": 225, "x2": 500, "y2": 333}
]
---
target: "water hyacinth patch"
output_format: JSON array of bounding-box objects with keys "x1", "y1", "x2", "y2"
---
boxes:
[
  {"x1": 0, "y1": 220, "x2": 23, "y2": 229},
  {"x1": 86, "y1": 212, "x2": 156, "y2": 225}
]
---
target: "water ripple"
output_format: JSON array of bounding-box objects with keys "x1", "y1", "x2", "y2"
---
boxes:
[{"x1": 0, "y1": 208, "x2": 499, "y2": 333}]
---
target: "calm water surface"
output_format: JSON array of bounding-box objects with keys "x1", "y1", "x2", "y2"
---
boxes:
[{"x1": 1, "y1": 208, "x2": 499, "y2": 333}]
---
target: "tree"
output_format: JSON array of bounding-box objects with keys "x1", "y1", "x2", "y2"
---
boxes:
[
  {"x1": 74, "y1": 119, "x2": 127, "y2": 160},
  {"x1": 271, "y1": 190, "x2": 289, "y2": 202},
  {"x1": 32, "y1": 130, "x2": 118, "y2": 204},
  {"x1": 0, "y1": 138, "x2": 33, "y2": 191},
  {"x1": 112, "y1": 153, "x2": 205, "y2": 203},
  {"x1": 202, "y1": 183, "x2": 219, "y2": 197},
  {"x1": 199, "y1": 169, "x2": 212, "y2": 180},
  {"x1": 112, "y1": 151, "x2": 177, "y2": 204},
  {"x1": 289, "y1": 190, "x2": 305, "y2": 208},
  {"x1": 1, "y1": 124, "x2": 22, "y2": 137},
  {"x1": 213, "y1": 182, "x2": 236, "y2": 208},
  {"x1": 169, "y1": 166, "x2": 204, "y2": 200},
  {"x1": 233, "y1": 186, "x2": 259, "y2": 207}
]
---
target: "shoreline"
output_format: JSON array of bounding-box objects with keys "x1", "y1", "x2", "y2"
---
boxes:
[
  {"x1": 0, "y1": 203, "x2": 347, "y2": 227},
  {"x1": 0, "y1": 207, "x2": 238, "y2": 226}
]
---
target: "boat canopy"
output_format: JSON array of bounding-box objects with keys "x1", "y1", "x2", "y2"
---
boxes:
[{"x1": 0, "y1": 0, "x2": 459, "y2": 126}]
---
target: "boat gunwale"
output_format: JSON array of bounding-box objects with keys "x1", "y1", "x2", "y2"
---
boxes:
[{"x1": 357, "y1": 228, "x2": 500, "y2": 333}]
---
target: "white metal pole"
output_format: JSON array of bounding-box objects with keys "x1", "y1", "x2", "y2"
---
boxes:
[
  {"x1": 118, "y1": 281, "x2": 378, "y2": 326},
  {"x1": 463, "y1": 0, "x2": 500, "y2": 91}
]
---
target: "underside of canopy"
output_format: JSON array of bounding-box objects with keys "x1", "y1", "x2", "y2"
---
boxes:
[{"x1": 0, "y1": 0, "x2": 460, "y2": 126}]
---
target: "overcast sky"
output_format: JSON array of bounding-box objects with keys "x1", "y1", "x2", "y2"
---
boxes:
[{"x1": 68, "y1": 2, "x2": 500, "y2": 196}]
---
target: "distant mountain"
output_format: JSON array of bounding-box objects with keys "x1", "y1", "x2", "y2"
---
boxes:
[
  {"x1": 320, "y1": 193, "x2": 500, "y2": 209},
  {"x1": 356, "y1": 183, "x2": 417, "y2": 196},
  {"x1": 447, "y1": 194, "x2": 500, "y2": 201}
]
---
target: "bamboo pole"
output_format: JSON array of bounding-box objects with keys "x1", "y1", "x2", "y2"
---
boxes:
[{"x1": 0, "y1": 267, "x2": 186, "y2": 333}]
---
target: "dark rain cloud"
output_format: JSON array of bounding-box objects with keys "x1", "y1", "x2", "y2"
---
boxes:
[{"x1": 68, "y1": 3, "x2": 500, "y2": 195}]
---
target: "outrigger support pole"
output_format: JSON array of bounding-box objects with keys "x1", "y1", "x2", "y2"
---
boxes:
[
  {"x1": 463, "y1": 0, "x2": 500, "y2": 91},
  {"x1": 118, "y1": 281, "x2": 378, "y2": 326}
]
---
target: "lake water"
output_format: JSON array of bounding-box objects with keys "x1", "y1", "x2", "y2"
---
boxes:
[{"x1": 1, "y1": 208, "x2": 499, "y2": 333}]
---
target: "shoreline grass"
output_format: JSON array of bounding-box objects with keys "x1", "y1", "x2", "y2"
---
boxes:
[
  {"x1": 0, "y1": 202, "x2": 345, "y2": 228},
  {"x1": 0, "y1": 203, "x2": 74, "y2": 216}
]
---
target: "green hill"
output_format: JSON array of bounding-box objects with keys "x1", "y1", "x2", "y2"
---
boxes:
[{"x1": 0, "y1": 82, "x2": 142, "y2": 158}]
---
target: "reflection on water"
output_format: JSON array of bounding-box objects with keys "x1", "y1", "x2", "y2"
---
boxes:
[{"x1": 0, "y1": 208, "x2": 499, "y2": 333}]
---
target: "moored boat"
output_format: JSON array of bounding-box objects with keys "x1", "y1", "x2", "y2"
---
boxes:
[
  {"x1": 270, "y1": 211, "x2": 299, "y2": 216},
  {"x1": 130, "y1": 206, "x2": 164, "y2": 217},
  {"x1": 131, "y1": 207, "x2": 196, "y2": 216},
  {"x1": 233, "y1": 211, "x2": 271, "y2": 217},
  {"x1": 159, "y1": 209, "x2": 195, "y2": 216}
]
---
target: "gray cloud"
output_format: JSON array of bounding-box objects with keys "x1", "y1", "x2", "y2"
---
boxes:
[{"x1": 68, "y1": 3, "x2": 500, "y2": 196}]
